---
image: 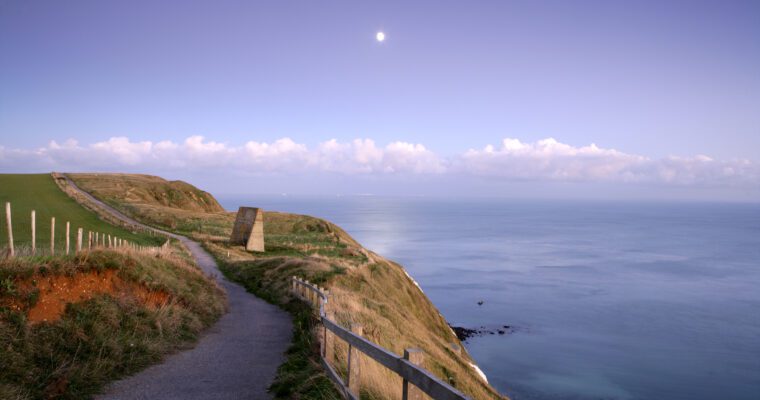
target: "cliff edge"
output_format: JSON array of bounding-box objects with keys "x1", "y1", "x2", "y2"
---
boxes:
[{"x1": 68, "y1": 173, "x2": 505, "y2": 400}]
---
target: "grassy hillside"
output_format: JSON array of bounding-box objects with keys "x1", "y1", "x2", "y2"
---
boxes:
[
  {"x1": 0, "y1": 174, "x2": 163, "y2": 256},
  {"x1": 212, "y1": 215, "x2": 502, "y2": 400},
  {"x1": 0, "y1": 248, "x2": 226, "y2": 400},
  {"x1": 67, "y1": 174, "x2": 230, "y2": 236},
  {"x1": 71, "y1": 173, "x2": 505, "y2": 400}
]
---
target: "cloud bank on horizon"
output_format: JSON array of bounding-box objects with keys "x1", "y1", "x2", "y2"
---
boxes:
[{"x1": 1, "y1": 136, "x2": 757, "y2": 191}]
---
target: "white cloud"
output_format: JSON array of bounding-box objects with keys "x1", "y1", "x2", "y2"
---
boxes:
[
  {"x1": 459, "y1": 137, "x2": 758, "y2": 186},
  {"x1": 0, "y1": 136, "x2": 756, "y2": 188},
  {"x1": 310, "y1": 139, "x2": 444, "y2": 174}
]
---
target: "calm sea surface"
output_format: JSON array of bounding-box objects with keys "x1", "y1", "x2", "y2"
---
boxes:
[{"x1": 219, "y1": 196, "x2": 760, "y2": 400}]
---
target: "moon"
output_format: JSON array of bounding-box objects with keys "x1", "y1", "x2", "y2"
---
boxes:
[{"x1": 376, "y1": 31, "x2": 385, "y2": 42}]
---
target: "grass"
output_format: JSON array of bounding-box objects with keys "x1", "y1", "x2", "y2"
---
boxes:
[
  {"x1": 66, "y1": 173, "x2": 223, "y2": 213},
  {"x1": 70, "y1": 173, "x2": 506, "y2": 399},
  {"x1": 67, "y1": 173, "x2": 231, "y2": 237},
  {"x1": 0, "y1": 247, "x2": 226, "y2": 400},
  {"x1": 0, "y1": 174, "x2": 163, "y2": 255},
  {"x1": 203, "y1": 214, "x2": 504, "y2": 400},
  {"x1": 212, "y1": 250, "x2": 342, "y2": 400}
]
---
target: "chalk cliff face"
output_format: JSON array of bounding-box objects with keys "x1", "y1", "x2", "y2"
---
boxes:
[{"x1": 71, "y1": 173, "x2": 505, "y2": 400}]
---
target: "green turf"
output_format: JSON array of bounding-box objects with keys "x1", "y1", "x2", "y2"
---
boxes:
[{"x1": 0, "y1": 174, "x2": 162, "y2": 254}]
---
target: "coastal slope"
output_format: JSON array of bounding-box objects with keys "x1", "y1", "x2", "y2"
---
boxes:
[
  {"x1": 58, "y1": 174, "x2": 293, "y2": 400},
  {"x1": 0, "y1": 172, "x2": 227, "y2": 399},
  {"x1": 68, "y1": 173, "x2": 505, "y2": 400}
]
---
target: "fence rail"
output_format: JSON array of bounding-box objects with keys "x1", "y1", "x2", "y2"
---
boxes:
[
  {"x1": 2, "y1": 201, "x2": 168, "y2": 259},
  {"x1": 291, "y1": 276, "x2": 471, "y2": 400}
]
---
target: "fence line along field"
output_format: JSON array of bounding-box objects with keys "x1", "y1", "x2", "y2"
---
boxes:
[{"x1": 0, "y1": 174, "x2": 163, "y2": 254}]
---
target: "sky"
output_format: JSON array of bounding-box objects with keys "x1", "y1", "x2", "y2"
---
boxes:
[{"x1": 1, "y1": 0, "x2": 759, "y2": 201}]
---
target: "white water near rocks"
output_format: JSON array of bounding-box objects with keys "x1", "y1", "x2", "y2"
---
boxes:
[{"x1": 220, "y1": 195, "x2": 760, "y2": 400}]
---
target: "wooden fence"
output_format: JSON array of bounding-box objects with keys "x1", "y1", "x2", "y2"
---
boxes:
[
  {"x1": 2, "y1": 202, "x2": 168, "y2": 258},
  {"x1": 291, "y1": 276, "x2": 471, "y2": 400}
]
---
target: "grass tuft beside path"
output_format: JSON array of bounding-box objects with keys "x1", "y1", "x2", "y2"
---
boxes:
[{"x1": 0, "y1": 248, "x2": 226, "y2": 400}]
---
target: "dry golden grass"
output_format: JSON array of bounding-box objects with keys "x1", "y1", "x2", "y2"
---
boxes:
[
  {"x1": 66, "y1": 173, "x2": 233, "y2": 237},
  {"x1": 205, "y1": 214, "x2": 504, "y2": 400},
  {"x1": 67, "y1": 173, "x2": 224, "y2": 213},
  {"x1": 0, "y1": 243, "x2": 226, "y2": 399},
  {"x1": 70, "y1": 173, "x2": 506, "y2": 400}
]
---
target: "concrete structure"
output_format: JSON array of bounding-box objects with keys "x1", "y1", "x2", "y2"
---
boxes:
[{"x1": 230, "y1": 207, "x2": 265, "y2": 252}]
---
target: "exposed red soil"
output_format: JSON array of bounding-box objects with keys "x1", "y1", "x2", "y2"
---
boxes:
[{"x1": 4, "y1": 269, "x2": 169, "y2": 324}]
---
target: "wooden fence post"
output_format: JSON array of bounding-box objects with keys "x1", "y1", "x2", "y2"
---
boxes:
[
  {"x1": 95, "y1": 232, "x2": 98, "y2": 247},
  {"x1": 317, "y1": 287, "x2": 326, "y2": 317},
  {"x1": 88, "y1": 231, "x2": 92, "y2": 250},
  {"x1": 306, "y1": 281, "x2": 313, "y2": 306},
  {"x1": 322, "y1": 289, "x2": 329, "y2": 313},
  {"x1": 5, "y1": 202, "x2": 14, "y2": 258},
  {"x1": 311, "y1": 286, "x2": 317, "y2": 310},
  {"x1": 324, "y1": 308, "x2": 335, "y2": 365},
  {"x1": 31, "y1": 210, "x2": 36, "y2": 255},
  {"x1": 348, "y1": 323, "x2": 363, "y2": 397},
  {"x1": 108, "y1": 235, "x2": 112, "y2": 248},
  {"x1": 50, "y1": 217, "x2": 55, "y2": 255},
  {"x1": 65, "y1": 222, "x2": 70, "y2": 255},
  {"x1": 403, "y1": 349, "x2": 426, "y2": 400},
  {"x1": 76, "y1": 228, "x2": 82, "y2": 253}
]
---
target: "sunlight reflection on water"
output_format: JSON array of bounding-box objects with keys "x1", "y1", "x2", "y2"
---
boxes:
[{"x1": 220, "y1": 196, "x2": 760, "y2": 400}]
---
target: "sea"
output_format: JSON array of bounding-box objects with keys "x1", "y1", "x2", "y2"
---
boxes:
[{"x1": 218, "y1": 195, "x2": 760, "y2": 400}]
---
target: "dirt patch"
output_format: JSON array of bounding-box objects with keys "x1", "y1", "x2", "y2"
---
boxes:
[{"x1": 6, "y1": 269, "x2": 169, "y2": 324}]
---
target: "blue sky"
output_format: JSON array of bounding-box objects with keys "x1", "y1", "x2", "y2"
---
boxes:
[{"x1": 1, "y1": 1, "x2": 758, "y2": 200}]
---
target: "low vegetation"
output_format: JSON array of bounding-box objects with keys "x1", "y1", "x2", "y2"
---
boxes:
[
  {"x1": 0, "y1": 174, "x2": 163, "y2": 256},
  {"x1": 0, "y1": 247, "x2": 226, "y2": 400},
  {"x1": 67, "y1": 173, "x2": 231, "y2": 236},
  {"x1": 215, "y1": 254, "x2": 342, "y2": 399},
  {"x1": 210, "y1": 214, "x2": 502, "y2": 400},
  {"x1": 72, "y1": 173, "x2": 504, "y2": 399}
]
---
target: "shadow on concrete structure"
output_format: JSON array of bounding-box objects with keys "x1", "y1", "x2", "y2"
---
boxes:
[{"x1": 230, "y1": 207, "x2": 265, "y2": 252}]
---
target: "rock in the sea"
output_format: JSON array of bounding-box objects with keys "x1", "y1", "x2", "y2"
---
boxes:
[
  {"x1": 450, "y1": 325, "x2": 479, "y2": 341},
  {"x1": 450, "y1": 324, "x2": 515, "y2": 342}
]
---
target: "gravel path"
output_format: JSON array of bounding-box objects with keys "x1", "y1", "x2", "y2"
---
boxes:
[{"x1": 64, "y1": 177, "x2": 293, "y2": 400}]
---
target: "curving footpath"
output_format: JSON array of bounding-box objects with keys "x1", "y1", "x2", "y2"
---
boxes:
[{"x1": 63, "y1": 177, "x2": 293, "y2": 400}]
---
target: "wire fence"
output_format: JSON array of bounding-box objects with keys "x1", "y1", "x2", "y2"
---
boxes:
[{"x1": 2, "y1": 201, "x2": 168, "y2": 259}]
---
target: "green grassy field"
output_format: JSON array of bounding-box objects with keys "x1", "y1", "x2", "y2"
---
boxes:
[{"x1": 0, "y1": 174, "x2": 162, "y2": 255}]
